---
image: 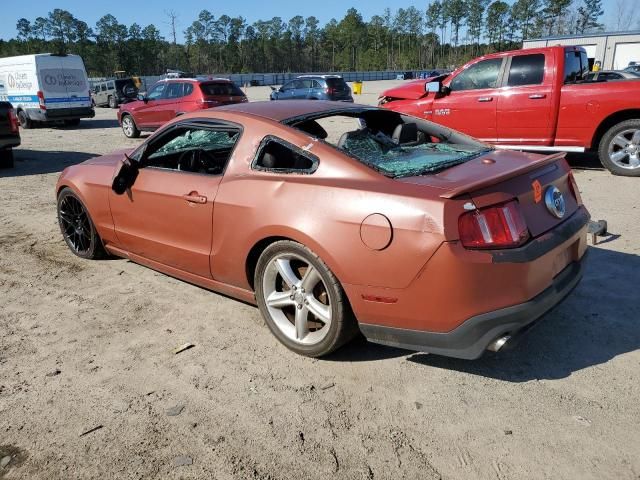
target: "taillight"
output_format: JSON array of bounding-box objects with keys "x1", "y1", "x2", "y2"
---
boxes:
[
  {"x1": 326, "y1": 87, "x2": 336, "y2": 95},
  {"x1": 37, "y1": 90, "x2": 46, "y2": 110},
  {"x1": 567, "y1": 171, "x2": 582, "y2": 205},
  {"x1": 458, "y1": 200, "x2": 530, "y2": 249},
  {"x1": 8, "y1": 109, "x2": 19, "y2": 133}
]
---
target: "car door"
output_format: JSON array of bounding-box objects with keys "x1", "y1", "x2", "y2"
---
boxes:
[
  {"x1": 135, "y1": 82, "x2": 172, "y2": 128},
  {"x1": 109, "y1": 121, "x2": 241, "y2": 278},
  {"x1": 430, "y1": 58, "x2": 504, "y2": 142},
  {"x1": 496, "y1": 53, "x2": 554, "y2": 145},
  {"x1": 295, "y1": 79, "x2": 312, "y2": 99},
  {"x1": 278, "y1": 81, "x2": 297, "y2": 100}
]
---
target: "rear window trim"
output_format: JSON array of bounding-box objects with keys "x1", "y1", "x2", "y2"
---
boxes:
[{"x1": 251, "y1": 135, "x2": 320, "y2": 175}]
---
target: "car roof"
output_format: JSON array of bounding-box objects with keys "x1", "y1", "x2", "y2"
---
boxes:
[
  {"x1": 215, "y1": 100, "x2": 371, "y2": 122},
  {"x1": 157, "y1": 77, "x2": 233, "y2": 84},
  {"x1": 296, "y1": 75, "x2": 343, "y2": 80}
]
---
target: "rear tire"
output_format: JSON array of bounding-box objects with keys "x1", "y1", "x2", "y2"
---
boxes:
[
  {"x1": 121, "y1": 114, "x2": 140, "y2": 138},
  {"x1": 57, "y1": 188, "x2": 106, "y2": 260},
  {"x1": 598, "y1": 119, "x2": 640, "y2": 176},
  {"x1": 17, "y1": 110, "x2": 33, "y2": 129},
  {"x1": 0, "y1": 149, "x2": 14, "y2": 169},
  {"x1": 254, "y1": 240, "x2": 357, "y2": 357}
]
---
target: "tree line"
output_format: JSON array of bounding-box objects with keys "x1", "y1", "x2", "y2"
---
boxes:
[{"x1": 0, "y1": 1, "x2": 606, "y2": 78}]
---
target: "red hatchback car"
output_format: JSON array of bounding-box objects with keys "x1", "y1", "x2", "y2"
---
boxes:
[{"x1": 118, "y1": 78, "x2": 248, "y2": 138}]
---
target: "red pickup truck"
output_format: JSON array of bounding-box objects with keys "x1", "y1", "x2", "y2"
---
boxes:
[{"x1": 380, "y1": 46, "x2": 640, "y2": 176}]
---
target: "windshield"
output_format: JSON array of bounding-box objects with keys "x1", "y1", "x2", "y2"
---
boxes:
[{"x1": 339, "y1": 129, "x2": 490, "y2": 177}]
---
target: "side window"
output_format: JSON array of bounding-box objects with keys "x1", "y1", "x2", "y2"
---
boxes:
[
  {"x1": 507, "y1": 54, "x2": 545, "y2": 87},
  {"x1": 147, "y1": 83, "x2": 166, "y2": 100},
  {"x1": 311, "y1": 80, "x2": 322, "y2": 89},
  {"x1": 299, "y1": 79, "x2": 312, "y2": 89},
  {"x1": 450, "y1": 58, "x2": 503, "y2": 91},
  {"x1": 564, "y1": 51, "x2": 588, "y2": 83},
  {"x1": 183, "y1": 83, "x2": 194, "y2": 96},
  {"x1": 253, "y1": 137, "x2": 318, "y2": 173},
  {"x1": 166, "y1": 82, "x2": 184, "y2": 99},
  {"x1": 100, "y1": 84, "x2": 107, "y2": 92},
  {"x1": 144, "y1": 125, "x2": 240, "y2": 174},
  {"x1": 107, "y1": 81, "x2": 115, "y2": 90}
]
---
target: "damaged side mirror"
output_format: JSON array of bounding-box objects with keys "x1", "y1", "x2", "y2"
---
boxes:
[{"x1": 112, "y1": 155, "x2": 140, "y2": 194}]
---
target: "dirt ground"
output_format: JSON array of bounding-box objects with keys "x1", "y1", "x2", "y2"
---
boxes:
[{"x1": 1, "y1": 80, "x2": 639, "y2": 480}]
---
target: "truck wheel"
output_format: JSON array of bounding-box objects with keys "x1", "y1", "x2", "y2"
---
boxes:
[
  {"x1": 599, "y1": 119, "x2": 640, "y2": 176},
  {"x1": 108, "y1": 95, "x2": 117, "y2": 109},
  {"x1": 17, "y1": 110, "x2": 33, "y2": 129},
  {"x1": 0, "y1": 149, "x2": 14, "y2": 169}
]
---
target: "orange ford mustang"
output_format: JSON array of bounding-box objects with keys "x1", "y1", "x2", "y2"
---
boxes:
[{"x1": 56, "y1": 101, "x2": 589, "y2": 359}]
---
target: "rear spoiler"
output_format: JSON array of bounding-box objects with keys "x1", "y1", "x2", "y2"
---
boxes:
[{"x1": 440, "y1": 152, "x2": 566, "y2": 199}]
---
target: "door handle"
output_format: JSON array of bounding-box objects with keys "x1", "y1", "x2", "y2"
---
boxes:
[
  {"x1": 182, "y1": 192, "x2": 207, "y2": 204},
  {"x1": 529, "y1": 94, "x2": 547, "y2": 99},
  {"x1": 477, "y1": 97, "x2": 493, "y2": 102}
]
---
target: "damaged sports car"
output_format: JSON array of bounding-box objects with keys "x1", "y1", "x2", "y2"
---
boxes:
[{"x1": 56, "y1": 101, "x2": 590, "y2": 359}]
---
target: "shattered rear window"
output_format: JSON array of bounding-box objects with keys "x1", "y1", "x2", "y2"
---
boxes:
[{"x1": 340, "y1": 130, "x2": 490, "y2": 177}]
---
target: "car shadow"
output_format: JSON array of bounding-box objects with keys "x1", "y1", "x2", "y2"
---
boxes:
[
  {"x1": 75, "y1": 118, "x2": 120, "y2": 129},
  {"x1": 565, "y1": 151, "x2": 603, "y2": 171},
  {"x1": 1, "y1": 149, "x2": 95, "y2": 177},
  {"x1": 326, "y1": 334, "x2": 412, "y2": 362},
  {"x1": 406, "y1": 246, "x2": 640, "y2": 381}
]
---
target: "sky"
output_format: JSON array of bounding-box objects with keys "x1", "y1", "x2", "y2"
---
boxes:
[{"x1": 0, "y1": 0, "x2": 628, "y2": 42}]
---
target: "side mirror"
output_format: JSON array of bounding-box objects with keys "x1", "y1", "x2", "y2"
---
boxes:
[
  {"x1": 426, "y1": 81, "x2": 442, "y2": 93},
  {"x1": 112, "y1": 156, "x2": 140, "y2": 194}
]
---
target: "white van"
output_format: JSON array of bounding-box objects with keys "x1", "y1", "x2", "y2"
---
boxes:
[{"x1": 0, "y1": 53, "x2": 94, "y2": 128}]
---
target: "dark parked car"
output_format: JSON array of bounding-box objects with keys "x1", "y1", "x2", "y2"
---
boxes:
[
  {"x1": 118, "y1": 78, "x2": 248, "y2": 138},
  {"x1": 0, "y1": 101, "x2": 20, "y2": 169},
  {"x1": 270, "y1": 75, "x2": 353, "y2": 102},
  {"x1": 585, "y1": 70, "x2": 640, "y2": 81}
]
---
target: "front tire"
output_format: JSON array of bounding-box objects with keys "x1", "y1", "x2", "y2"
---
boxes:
[
  {"x1": 121, "y1": 114, "x2": 140, "y2": 138},
  {"x1": 255, "y1": 240, "x2": 357, "y2": 357},
  {"x1": 57, "y1": 188, "x2": 106, "y2": 259},
  {"x1": 598, "y1": 119, "x2": 640, "y2": 176}
]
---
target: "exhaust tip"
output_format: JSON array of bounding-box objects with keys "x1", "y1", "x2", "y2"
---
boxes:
[{"x1": 487, "y1": 335, "x2": 511, "y2": 353}]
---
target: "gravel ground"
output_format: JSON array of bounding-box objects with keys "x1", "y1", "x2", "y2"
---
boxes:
[{"x1": 1, "y1": 80, "x2": 639, "y2": 480}]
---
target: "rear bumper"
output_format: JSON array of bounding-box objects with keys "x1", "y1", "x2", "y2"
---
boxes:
[
  {"x1": 354, "y1": 206, "x2": 590, "y2": 359},
  {"x1": 359, "y1": 257, "x2": 585, "y2": 359},
  {"x1": 27, "y1": 107, "x2": 95, "y2": 121},
  {"x1": 0, "y1": 135, "x2": 20, "y2": 150}
]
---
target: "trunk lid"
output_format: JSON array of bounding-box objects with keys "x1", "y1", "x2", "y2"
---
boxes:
[{"x1": 397, "y1": 150, "x2": 580, "y2": 238}]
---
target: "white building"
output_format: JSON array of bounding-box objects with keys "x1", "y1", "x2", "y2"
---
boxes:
[{"x1": 523, "y1": 31, "x2": 640, "y2": 70}]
